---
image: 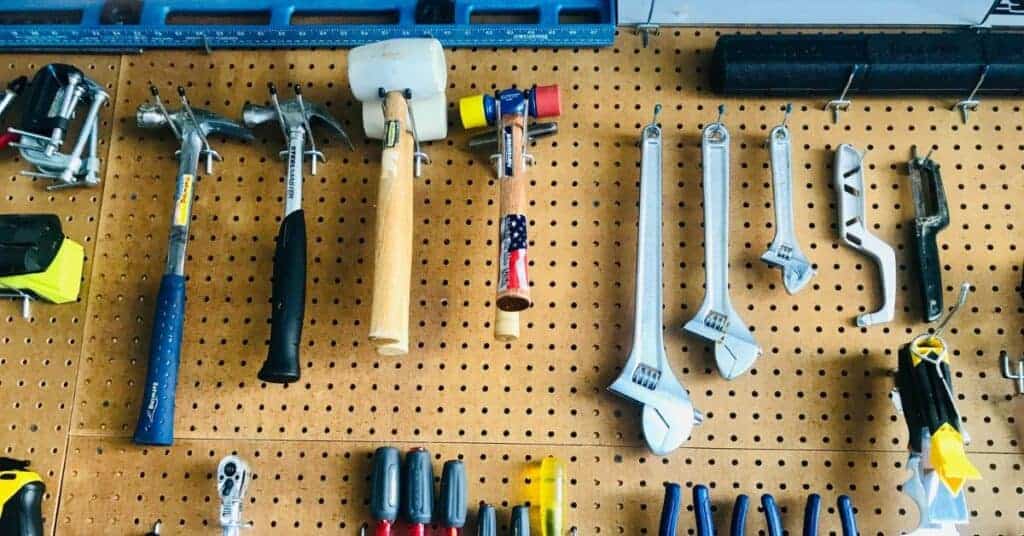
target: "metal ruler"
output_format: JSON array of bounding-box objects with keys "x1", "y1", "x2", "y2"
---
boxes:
[{"x1": 0, "y1": 0, "x2": 616, "y2": 50}]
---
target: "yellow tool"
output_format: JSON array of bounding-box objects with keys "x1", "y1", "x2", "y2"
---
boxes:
[
  {"x1": 0, "y1": 458, "x2": 45, "y2": 536},
  {"x1": 534, "y1": 456, "x2": 564, "y2": 536},
  {"x1": 0, "y1": 214, "x2": 83, "y2": 317}
]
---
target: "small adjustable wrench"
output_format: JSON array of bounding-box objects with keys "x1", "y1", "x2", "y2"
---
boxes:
[
  {"x1": 834, "y1": 144, "x2": 896, "y2": 327},
  {"x1": 684, "y1": 110, "x2": 762, "y2": 380},
  {"x1": 609, "y1": 106, "x2": 701, "y2": 455},
  {"x1": 761, "y1": 108, "x2": 815, "y2": 294}
]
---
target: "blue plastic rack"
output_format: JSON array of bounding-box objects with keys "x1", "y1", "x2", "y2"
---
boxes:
[{"x1": 0, "y1": 0, "x2": 616, "y2": 50}]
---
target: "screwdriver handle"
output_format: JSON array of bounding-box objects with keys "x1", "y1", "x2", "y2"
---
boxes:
[
  {"x1": 403, "y1": 449, "x2": 434, "y2": 530},
  {"x1": 511, "y1": 505, "x2": 530, "y2": 536},
  {"x1": 658, "y1": 483, "x2": 681, "y2": 536},
  {"x1": 476, "y1": 503, "x2": 497, "y2": 536},
  {"x1": 537, "y1": 457, "x2": 564, "y2": 536},
  {"x1": 371, "y1": 447, "x2": 401, "y2": 524},
  {"x1": 439, "y1": 460, "x2": 468, "y2": 529}
]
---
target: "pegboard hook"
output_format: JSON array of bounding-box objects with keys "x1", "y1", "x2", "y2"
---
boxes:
[
  {"x1": 953, "y1": 64, "x2": 988, "y2": 124},
  {"x1": 933, "y1": 282, "x2": 971, "y2": 337},
  {"x1": 1000, "y1": 352, "x2": 1024, "y2": 395},
  {"x1": 825, "y1": 64, "x2": 860, "y2": 124}
]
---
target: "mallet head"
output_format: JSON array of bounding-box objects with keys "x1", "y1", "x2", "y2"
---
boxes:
[
  {"x1": 459, "y1": 84, "x2": 561, "y2": 130},
  {"x1": 348, "y1": 38, "x2": 448, "y2": 141}
]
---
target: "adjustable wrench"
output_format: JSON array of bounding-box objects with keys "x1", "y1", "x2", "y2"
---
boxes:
[
  {"x1": 761, "y1": 110, "x2": 815, "y2": 294},
  {"x1": 834, "y1": 144, "x2": 896, "y2": 327},
  {"x1": 684, "y1": 113, "x2": 762, "y2": 380},
  {"x1": 609, "y1": 107, "x2": 701, "y2": 455}
]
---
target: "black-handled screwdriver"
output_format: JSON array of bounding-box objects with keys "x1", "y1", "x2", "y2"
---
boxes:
[
  {"x1": 403, "y1": 448, "x2": 434, "y2": 536},
  {"x1": 438, "y1": 460, "x2": 467, "y2": 536},
  {"x1": 370, "y1": 447, "x2": 401, "y2": 536}
]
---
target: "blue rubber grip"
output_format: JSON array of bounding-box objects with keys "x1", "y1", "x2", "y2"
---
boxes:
[
  {"x1": 761, "y1": 495, "x2": 783, "y2": 536},
  {"x1": 133, "y1": 273, "x2": 185, "y2": 446},
  {"x1": 729, "y1": 495, "x2": 748, "y2": 536},
  {"x1": 803, "y1": 494, "x2": 821, "y2": 536},
  {"x1": 837, "y1": 496, "x2": 858, "y2": 536},
  {"x1": 693, "y1": 485, "x2": 714, "y2": 536},
  {"x1": 659, "y1": 483, "x2": 681, "y2": 536}
]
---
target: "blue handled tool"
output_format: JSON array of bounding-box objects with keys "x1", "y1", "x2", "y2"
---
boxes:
[
  {"x1": 133, "y1": 86, "x2": 253, "y2": 446},
  {"x1": 658, "y1": 483, "x2": 681, "y2": 536},
  {"x1": 761, "y1": 495, "x2": 783, "y2": 536},
  {"x1": 693, "y1": 485, "x2": 714, "y2": 536},
  {"x1": 729, "y1": 495, "x2": 748, "y2": 536},
  {"x1": 691, "y1": 487, "x2": 858, "y2": 536},
  {"x1": 0, "y1": 1, "x2": 615, "y2": 50},
  {"x1": 802, "y1": 494, "x2": 821, "y2": 536},
  {"x1": 837, "y1": 496, "x2": 857, "y2": 536}
]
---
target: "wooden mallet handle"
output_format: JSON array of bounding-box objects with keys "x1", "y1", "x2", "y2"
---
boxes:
[
  {"x1": 496, "y1": 113, "x2": 531, "y2": 312},
  {"x1": 369, "y1": 91, "x2": 414, "y2": 356}
]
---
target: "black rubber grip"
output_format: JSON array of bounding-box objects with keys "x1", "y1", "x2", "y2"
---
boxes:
[
  {"x1": 510, "y1": 505, "x2": 530, "y2": 536},
  {"x1": 438, "y1": 460, "x2": 467, "y2": 528},
  {"x1": 259, "y1": 210, "x2": 306, "y2": 384},
  {"x1": 370, "y1": 447, "x2": 400, "y2": 522},
  {"x1": 0, "y1": 480, "x2": 44, "y2": 536},
  {"x1": 476, "y1": 504, "x2": 496, "y2": 536},
  {"x1": 914, "y1": 224, "x2": 945, "y2": 323},
  {"x1": 402, "y1": 449, "x2": 434, "y2": 525},
  {"x1": 712, "y1": 32, "x2": 1024, "y2": 96}
]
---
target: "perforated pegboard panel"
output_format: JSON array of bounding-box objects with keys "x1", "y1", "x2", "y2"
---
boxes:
[
  {"x1": 0, "y1": 55, "x2": 120, "y2": 533},
  {"x1": 0, "y1": 30, "x2": 1022, "y2": 535}
]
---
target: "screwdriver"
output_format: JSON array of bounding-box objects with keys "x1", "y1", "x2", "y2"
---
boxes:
[
  {"x1": 438, "y1": 460, "x2": 467, "y2": 536},
  {"x1": 476, "y1": 503, "x2": 497, "y2": 536},
  {"x1": 510, "y1": 505, "x2": 530, "y2": 536},
  {"x1": 370, "y1": 447, "x2": 401, "y2": 536},
  {"x1": 535, "y1": 456, "x2": 564, "y2": 536},
  {"x1": 403, "y1": 448, "x2": 434, "y2": 536}
]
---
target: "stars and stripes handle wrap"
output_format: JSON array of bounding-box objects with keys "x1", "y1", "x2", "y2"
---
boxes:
[
  {"x1": 496, "y1": 112, "x2": 532, "y2": 312},
  {"x1": 499, "y1": 213, "x2": 528, "y2": 296}
]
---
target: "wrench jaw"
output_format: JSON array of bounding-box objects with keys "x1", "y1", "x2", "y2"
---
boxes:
[
  {"x1": 608, "y1": 351, "x2": 701, "y2": 456},
  {"x1": 761, "y1": 244, "x2": 815, "y2": 295},
  {"x1": 683, "y1": 304, "x2": 761, "y2": 380}
]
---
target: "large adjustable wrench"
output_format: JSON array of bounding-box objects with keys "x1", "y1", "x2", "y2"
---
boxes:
[
  {"x1": 684, "y1": 117, "x2": 762, "y2": 380},
  {"x1": 609, "y1": 108, "x2": 701, "y2": 455},
  {"x1": 834, "y1": 144, "x2": 896, "y2": 327},
  {"x1": 761, "y1": 116, "x2": 815, "y2": 294}
]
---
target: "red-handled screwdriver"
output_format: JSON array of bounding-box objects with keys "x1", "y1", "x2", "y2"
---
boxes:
[
  {"x1": 437, "y1": 460, "x2": 467, "y2": 536},
  {"x1": 370, "y1": 447, "x2": 401, "y2": 536},
  {"x1": 403, "y1": 448, "x2": 434, "y2": 536}
]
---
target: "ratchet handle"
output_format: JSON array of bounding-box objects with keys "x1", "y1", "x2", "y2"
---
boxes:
[
  {"x1": 658, "y1": 483, "x2": 681, "y2": 536},
  {"x1": 133, "y1": 273, "x2": 185, "y2": 446},
  {"x1": 260, "y1": 209, "x2": 306, "y2": 383}
]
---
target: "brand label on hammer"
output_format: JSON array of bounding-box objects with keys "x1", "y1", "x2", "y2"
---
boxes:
[
  {"x1": 173, "y1": 174, "x2": 194, "y2": 227},
  {"x1": 383, "y1": 120, "x2": 400, "y2": 149},
  {"x1": 502, "y1": 126, "x2": 514, "y2": 176}
]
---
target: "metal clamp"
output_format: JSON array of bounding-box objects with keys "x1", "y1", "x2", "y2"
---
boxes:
[
  {"x1": 908, "y1": 146, "x2": 950, "y2": 323},
  {"x1": 953, "y1": 65, "x2": 989, "y2": 124},
  {"x1": 833, "y1": 144, "x2": 896, "y2": 327},
  {"x1": 761, "y1": 104, "x2": 815, "y2": 294},
  {"x1": 379, "y1": 87, "x2": 431, "y2": 177},
  {"x1": 684, "y1": 106, "x2": 762, "y2": 379},
  {"x1": 609, "y1": 105, "x2": 701, "y2": 455}
]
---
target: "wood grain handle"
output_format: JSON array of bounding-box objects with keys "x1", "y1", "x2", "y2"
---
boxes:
[
  {"x1": 496, "y1": 113, "x2": 532, "y2": 312},
  {"x1": 494, "y1": 308, "x2": 519, "y2": 342},
  {"x1": 369, "y1": 91, "x2": 414, "y2": 356}
]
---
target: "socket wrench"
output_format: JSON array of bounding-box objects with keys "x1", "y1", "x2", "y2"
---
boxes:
[
  {"x1": 834, "y1": 144, "x2": 896, "y2": 327},
  {"x1": 684, "y1": 115, "x2": 762, "y2": 380},
  {"x1": 761, "y1": 115, "x2": 815, "y2": 294},
  {"x1": 609, "y1": 107, "x2": 701, "y2": 455}
]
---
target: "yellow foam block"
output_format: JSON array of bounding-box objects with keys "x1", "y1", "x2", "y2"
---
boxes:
[
  {"x1": 0, "y1": 237, "x2": 83, "y2": 304},
  {"x1": 459, "y1": 94, "x2": 488, "y2": 129},
  {"x1": 930, "y1": 423, "x2": 982, "y2": 495}
]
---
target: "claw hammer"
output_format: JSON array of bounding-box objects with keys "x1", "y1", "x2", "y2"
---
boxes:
[{"x1": 133, "y1": 86, "x2": 253, "y2": 446}]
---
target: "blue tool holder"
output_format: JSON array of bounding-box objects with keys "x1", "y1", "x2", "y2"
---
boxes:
[{"x1": 0, "y1": 0, "x2": 615, "y2": 49}]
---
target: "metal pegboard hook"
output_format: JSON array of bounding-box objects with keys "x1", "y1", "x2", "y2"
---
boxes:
[
  {"x1": 826, "y1": 64, "x2": 860, "y2": 124},
  {"x1": 933, "y1": 282, "x2": 971, "y2": 337},
  {"x1": 954, "y1": 64, "x2": 989, "y2": 124},
  {"x1": 780, "y1": 102, "x2": 792, "y2": 130},
  {"x1": 1001, "y1": 352, "x2": 1024, "y2": 395}
]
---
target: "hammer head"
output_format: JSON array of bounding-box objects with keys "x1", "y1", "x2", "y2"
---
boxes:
[
  {"x1": 137, "y1": 103, "x2": 253, "y2": 142},
  {"x1": 243, "y1": 99, "x2": 349, "y2": 141},
  {"x1": 348, "y1": 38, "x2": 448, "y2": 141}
]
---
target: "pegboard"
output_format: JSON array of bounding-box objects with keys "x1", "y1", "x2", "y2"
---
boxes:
[{"x1": 0, "y1": 29, "x2": 1022, "y2": 535}]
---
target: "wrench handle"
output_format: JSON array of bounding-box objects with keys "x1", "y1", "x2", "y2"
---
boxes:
[
  {"x1": 133, "y1": 273, "x2": 185, "y2": 445},
  {"x1": 260, "y1": 209, "x2": 306, "y2": 383},
  {"x1": 369, "y1": 90, "x2": 414, "y2": 356},
  {"x1": 914, "y1": 220, "x2": 944, "y2": 323},
  {"x1": 496, "y1": 113, "x2": 531, "y2": 312}
]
